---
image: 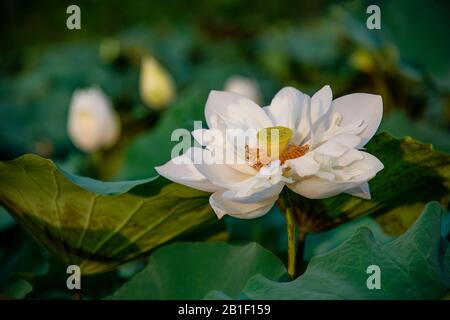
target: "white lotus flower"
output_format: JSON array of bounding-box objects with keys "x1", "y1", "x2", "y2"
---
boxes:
[
  {"x1": 68, "y1": 87, "x2": 121, "y2": 152},
  {"x1": 156, "y1": 85, "x2": 384, "y2": 219},
  {"x1": 140, "y1": 55, "x2": 176, "y2": 110},
  {"x1": 224, "y1": 75, "x2": 262, "y2": 104}
]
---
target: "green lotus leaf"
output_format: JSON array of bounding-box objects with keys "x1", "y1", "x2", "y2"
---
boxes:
[
  {"x1": 380, "y1": 111, "x2": 450, "y2": 153},
  {"x1": 1, "y1": 277, "x2": 33, "y2": 300},
  {"x1": 108, "y1": 242, "x2": 287, "y2": 299},
  {"x1": 288, "y1": 132, "x2": 450, "y2": 233},
  {"x1": 0, "y1": 154, "x2": 217, "y2": 275},
  {"x1": 243, "y1": 202, "x2": 450, "y2": 299}
]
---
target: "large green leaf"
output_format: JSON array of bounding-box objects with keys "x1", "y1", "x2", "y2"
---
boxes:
[
  {"x1": 2, "y1": 277, "x2": 33, "y2": 300},
  {"x1": 242, "y1": 202, "x2": 450, "y2": 299},
  {"x1": 304, "y1": 215, "x2": 393, "y2": 261},
  {"x1": 108, "y1": 242, "x2": 287, "y2": 300},
  {"x1": 0, "y1": 154, "x2": 217, "y2": 274},
  {"x1": 0, "y1": 206, "x2": 15, "y2": 231},
  {"x1": 380, "y1": 112, "x2": 450, "y2": 154},
  {"x1": 288, "y1": 132, "x2": 450, "y2": 233}
]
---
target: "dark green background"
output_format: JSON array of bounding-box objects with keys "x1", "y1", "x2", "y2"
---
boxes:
[{"x1": 0, "y1": 0, "x2": 449, "y2": 299}]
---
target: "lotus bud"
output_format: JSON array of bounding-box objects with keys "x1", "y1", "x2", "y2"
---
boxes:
[
  {"x1": 224, "y1": 75, "x2": 262, "y2": 104},
  {"x1": 68, "y1": 87, "x2": 121, "y2": 152},
  {"x1": 140, "y1": 55, "x2": 176, "y2": 110}
]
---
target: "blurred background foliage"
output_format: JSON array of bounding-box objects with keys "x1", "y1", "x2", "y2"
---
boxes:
[{"x1": 0, "y1": 0, "x2": 449, "y2": 299}]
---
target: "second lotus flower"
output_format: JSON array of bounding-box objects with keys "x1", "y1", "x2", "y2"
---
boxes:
[{"x1": 156, "y1": 85, "x2": 384, "y2": 219}]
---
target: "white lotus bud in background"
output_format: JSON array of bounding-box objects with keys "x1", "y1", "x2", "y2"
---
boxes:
[
  {"x1": 224, "y1": 75, "x2": 262, "y2": 104},
  {"x1": 68, "y1": 87, "x2": 121, "y2": 152},
  {"x1": 140, "y1": 55, "x2": 176, "y2": 110}
]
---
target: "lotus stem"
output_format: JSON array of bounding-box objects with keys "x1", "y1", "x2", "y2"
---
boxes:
[
  {"x1": 74, "y1": 290, "x2": 81, "y2": 300},
  {"x1": 286, "y1": 206, "x2": 296, "y2": 279}
]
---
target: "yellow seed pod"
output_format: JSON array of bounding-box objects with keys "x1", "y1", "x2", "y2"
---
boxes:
[{"x1": 257, "y1": 126, "x2": 292, "y2": 158}]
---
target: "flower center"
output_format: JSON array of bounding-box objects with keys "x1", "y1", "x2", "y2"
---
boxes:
[
  {"x1": 257, "y1": 126, "x2": 292, "y2": 156},
  {"x1": 280, "y1": 144, "x2": 309, "y2": 163},
  {"x1": 245, "y1": 126, "x2": 309, "y2": 170}
]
